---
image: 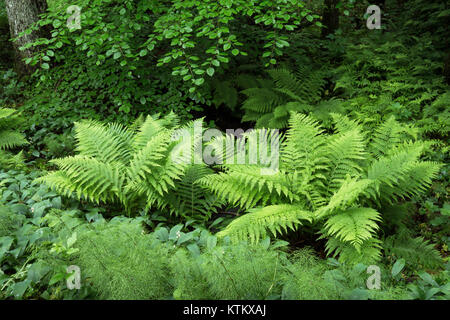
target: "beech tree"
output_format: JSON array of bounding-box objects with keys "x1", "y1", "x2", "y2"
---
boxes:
[{"x1": 4, "y1": 0, "x2": 48, "y2": 74}]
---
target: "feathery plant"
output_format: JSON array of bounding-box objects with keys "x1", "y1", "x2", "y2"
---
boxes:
[
  {"x1": 241, "y1": 65, "x2": 341, "y2": 129},
  {"x1": 0, "y1": 108, "x2": 27, "y2": 168},
  {"x1": 200, "y1": 112, "x2": 442, "y2": 264},
  {"x1": 0, "y1": 108, "x2": 27, "y2": 150},
  {"x1": 333, "y1": 31, "x2": 449, "y2": 140},
  {"x1": 37, "y1": 113, "x2": 222, "y2": 221}
]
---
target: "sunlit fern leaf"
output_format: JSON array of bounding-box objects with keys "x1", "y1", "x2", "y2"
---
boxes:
[
  {"x1": 316, "y1": 177, "x2": 373, "y2": 219},
  {"x1": 324, "y1": 207, "x2": 382, "y2": 250},
  {"x1": 198, "y1": 112, "x2": 440, "y2": 263},
  {"x1": 199, "y1": 166, "x2": 296, "y2": 209},
  {"x1": 330, "y1": 113, "x2": 363, "y2": 134},
  {"x1": 367, "y1": 143, "x2": 440, "y2": 203},
  {"x1": 43, "y1": 156, "x2": 126, "y2": 205},
  {"x1": 369, "y1": 116, "x2": 404, "y2": 159},
  {"x1": 241, "y1": 88, "x2": 285, "y2": 117},
  {"x1": 74, "y1": 120, "x2": 133, "y2": 163},
  {"x1": 325, "y1": 129, "x2": 366, "y2": 193},
  {"x1": 325, "y1": 237, "x2": 383, "y2": 265},
  {"x1": 281, "y1": 113, "x2": 328, "y2": 173},
  {"x1": 217, "y1": 204, "x2": 313, "y2": 243},
  {"x1": 132, "y1": 114, "x2": 170, "y2": 151},
  {"x1": 165, "y1": 164, "x2": 224, "y2": 221}
]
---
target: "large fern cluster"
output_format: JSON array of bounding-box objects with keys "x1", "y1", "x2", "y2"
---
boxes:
[
  {"x1": 200, "y1": 112, "x2": 442, "y2": 264},
  {"x1": 241, "y1": 65, "x2": 341, "y2": 129},
  {"x1": 37, "y1": 113, "x2": 222, "y2": 220},
  {"x1": 333, "y1": 31, "x2": 449, "y2": 139}
]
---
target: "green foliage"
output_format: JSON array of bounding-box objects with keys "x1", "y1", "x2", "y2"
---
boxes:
[
  {"x1": 0, "y1": 170, "x2": 93, "y2": 299},
  {"x1": 331, "y1": 30, "x2": 449, "y2": 140},
  {"x1": 1, "y1": 0, "x2": 448, "y2": 301},
  {"x1": 384, "y1": 231, "x2": 444, "y2": 270},
  {"x1": 419, "y1": 92, "x2": 450, "y2": 138},
  {"x1": 74, "y1": 218, "x2": 173, "y2": 300},
  {"x1": 280, "y1": 249, "x2": 341, "y2": 300},
  {"x1": 19, "y1": 0, "x2": 324, "y2": 118},
  {"x1": 0, "y1": 108, "x2": 27, "y2": 150},
  {"x1": 323, "y1": 259, "x2": 412, "y2": 300},
  {"x1": 0, "y1": 108, "x2": 27, "y2": 169},
  {"x1": 37, "y1": 113, "x2": 222, "y2": 221},
  {"x1": 407, "y1": 269, "x2": 450, "y2": 300},
  {"x1": 201, "y1": 113, "x2": 442, "y2": 265},
  {"x1": 0, "y1": 70, "x2": 26, "y2": 106},
  {"x1": 241, "y1": 65, "x2": 341, "y2": 128}
]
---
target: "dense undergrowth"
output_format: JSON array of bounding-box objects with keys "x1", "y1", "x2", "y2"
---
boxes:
[{"x1": 0, "y1": 0, "x2": 449, "y2": 300}]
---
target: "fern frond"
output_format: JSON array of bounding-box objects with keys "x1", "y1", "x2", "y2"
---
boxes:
[
  {"x1": 217, "y1": 204, "x2": 313, "y2": 243},
  {"x1": 324, "y1": 207, "x2": 382, "y2": 250},
  {"x1": 281, "y1": 113, "x2": 328, "y2": 173},
  {"x1": 384, "y1": 233, "x2": 443, "y2": 269},
  {"x1": 330, "y1": 113, "x2": 363, "y2": 134},
  {"x1": 0, "y1": 131, "x2": 27, "y2": 150},
  {"x1": 325, "y1": 237, "x2": 382, "y2": 265},
  {"x1": 132, "y1": 114, "x2": 170, "y2": 150},
  {"x1": 316, "y1": 178, "x2": 373, "y2": 219},
  {"x1": 127, "y1": 132, "x2": 185, "y2": 201},
  {"x1": 0, "y1": 108, "x2": 27, "y2": 151},
  {"x1": 199, "y1": 166, "x2": 296, "y2": 209},
  {"x1": 74, "y1": 121, "x2": 133, "y2": 163},
  {"x1": 369, "y1": 116, "x2": 403, "y2": 159},
  {"x1": 325, "y1": 129, "x2": 366, "y2": 193},
  {"x1": 165, "y1": 164, "x2": 223, "y2": 220},
  {"x1": 40, "y1": 156, "x2": 126, "y2": 204},
  {"x1": 38, "y1": 114, "x2": 216, "y2": 219}
]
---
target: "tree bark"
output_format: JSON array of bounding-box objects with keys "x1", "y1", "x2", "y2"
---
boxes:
[
  {"x1": 321, "y1": 0, "x2": 340, "y2": 38},
  {"x1": 4, "y1": 0, "x2": 49, "y2": 74}
]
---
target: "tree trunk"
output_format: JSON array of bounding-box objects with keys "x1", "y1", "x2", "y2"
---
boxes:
[
  {"x1": 4, "y1": 0, "x2": 49, "y2": 74},
  {"x1": 321, "y1": 0, "x2": 340, "y2": 38}
]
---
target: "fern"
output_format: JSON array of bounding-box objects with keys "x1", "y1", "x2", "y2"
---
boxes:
[
  {"x1": 333, "y1": 30, "x2": 448, "y2": 140},
  {"x1": 217, "y1": 204, "x2": 313, "y2": 243},
  {"x1": 0, "y1": 108, "x2": 27, "y2": 150},
  {"x1": 0, "y1": 108, "x2": 27, "y2": 169},
  {"x1": 201, "y1": 113, "x2": 442, "y2": 264},
  {"x1": 240, "y1": 65, "x2": 337, "y2": 129},
  {"x1": 164, "y1": 164, "x2": 225, "y2": 222},
  {"x1": 323, "y1": 207, "x2": 382, "y2": 250},
  {"x1": 384, "y1": 232, "x2": 444, "y2": 270},
  {"x1": 37, "y1": 113, "x2": 222, "y2": 220}
]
